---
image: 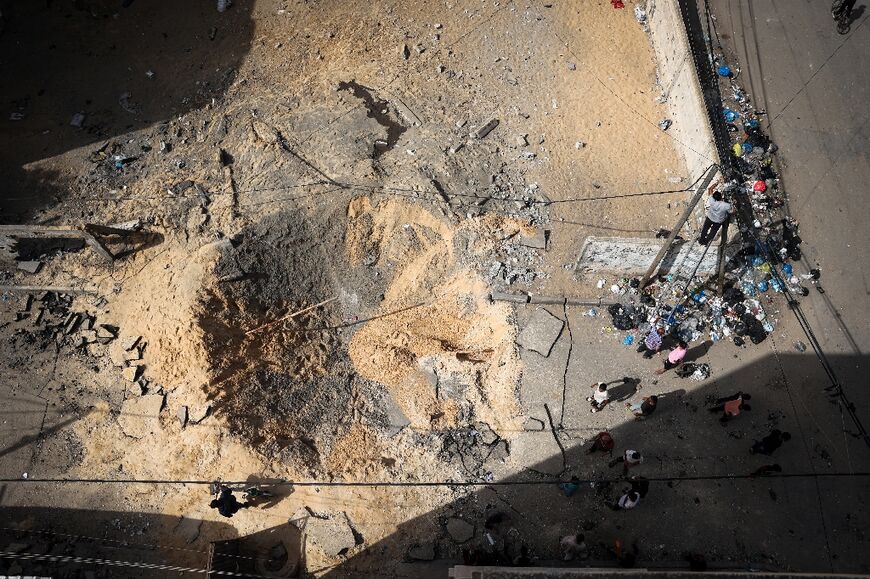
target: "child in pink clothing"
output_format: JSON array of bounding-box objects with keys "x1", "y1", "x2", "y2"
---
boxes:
[{"x1": 655, "y1": 340, "x2": 687, "y2": 374}]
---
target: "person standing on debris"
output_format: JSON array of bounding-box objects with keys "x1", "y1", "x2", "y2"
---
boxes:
[
  {"x1": 560, "y1": 533, "x2": 589, "y2": 561},
  {"x1": 609, "y1": 449, "x2": 643, "y2": 475},
  {"x1": 587, "y1": 382, "x2": 611, "y2": 413},
  {"x1": 611, "y1": 490, "x2": 641, "y2": 511},
  {"x1": 637, "y1": 327, "x2": 665, "y2": 359},
  {"x1": 698, "y1": 191, "x2": 733, "y2": 245},
  {"x1": 709, "y1": 392, "x2": 752, "y2": 422},
  {"x1": 751, "y1": 429, "x2": 791, "y2": 456},
  {"x1": 655, "y1": 341, "x2": 688, "y2": 375},
  {"x1": 626, "y1": 395, "x2": 658, "y2": 418},
  {"x1": 586, "y1": 431, "x2": 615, "y2": 455},
  {"x1": 210, "y1": 486, "x2": 247, "y2": 518}
]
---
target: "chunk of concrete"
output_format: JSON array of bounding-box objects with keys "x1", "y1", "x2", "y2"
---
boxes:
[
  {"x1": 17, "y1": 261, "x2": 42, "y2": 274},
  {"x1": 382, "y1": 391, "x2": 410, "y2": 437},
  {"x1": 473, "y1": 118, "x2": 499, "y2": 139},
  {"x1": 177, "y1": 405, "x2": 188, "y2": 427},
  {"x1": 121, "y1": 335, "x2": 141, "y2": 351},
  {"x1": 122, "y1": 365, "x2": 141, "y2": 382},
  {"x1": 305, "y1": 513, "x2": 356, "y2": 556},
  {"x1": 446, "y1": 517, "x2": 474, "y2": 543},
  {"x1": 189, "y1": 404, "x2": 210, "y2": 423},
  {"x1": 516, "y1": 308, "x2": 564, "y2": 357},
  {"x1": 118, "y1": 394, "x2": 164, "y2": 438},
  {"x1": 521, "y1": 228, "x2": 548, "y2": 250},
  {"x1": 408, "y1": 542, "x2": 436, "y2": 561},
  {"x1": 175, "y1": 516, "x2": 202, "y2": 544}
]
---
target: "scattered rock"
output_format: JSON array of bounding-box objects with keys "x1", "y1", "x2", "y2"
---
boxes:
[
  {"x1": 446, "y1": 517, "x2": 474, "y2": 543},
  {"x1": 401, "y1": 44, "x2": 410, "y2": 60},
  {"x1": 118, "y1": 394, "x2": 164, "y2": 438},
  {"x1": 121, "y1": 335, "x2": 142, "y2": 351},
  {"x1": 472, "y1": 118, "x2": 499, "y2": 139},
  {"x1": 520, "y1": 228, "x2": 547, "y2": 250},
  {"x1": 189, "y1": 405, "x2": 211, "y2": 423},
  {"x1": 515, "y1": 134, "x2": 529, "y2": 146},
  {"x1": 408, "y1": 542, "x2": 436, "y2": 561},
  {"x1": 122, "y1": 365, "x2": 141, "y2": 382},
  {"x1": 305, "y1": 513, "x2": 357, "y2": 556},
  {"x1": 522, "y1": 417, "x2": 545, "y2": 431},
  {"x1": 382, "y1": 391, "x2": 410, "y2": 437},
  {"x1": 567, "y1": 62, "x2": 577, "y2": 71},
  {"x1": 17, "y1": 261, "x2": 42, "y2": 274},
  {"x1": 177, "y1": 405, "x2": 188, "y2": 427},
  {"x1": 516, "y1": 308, "x2": 564, "y2": 357}
]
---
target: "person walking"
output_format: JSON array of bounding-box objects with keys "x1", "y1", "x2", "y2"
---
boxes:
[
  {"x1": 611, "y1": 490, "x2": 641, "y2": 511},
  {"x1": 586, "y1": 431, "x2": 615, "y2": 455},
  {"x1": 587, "y1": 382, "x2": 611, "y2": 413},
  {"x1": 655, "y1": 341, "x2": 688, "y2": 374},
  {"x1": 708, "y1": 392, "x2": 752, "y2": 422},
  {"x1": 609, "y1": 449, "x2": 643, "y2": 475},
  {"x1": 626, "y1": 395, "x2": 658, "y2": 419},
  {"x1": 636, "y1": 327, "x2": 665, "y2": 359},
  {"x1": 751, "y1": 429, "x2": 791, "y2": 456},
  {"x1": 698, "y1": 191, "x2": 733, "y2": 245}
]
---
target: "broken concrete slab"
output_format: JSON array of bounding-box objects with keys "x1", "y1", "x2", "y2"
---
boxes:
[
  {"x1": 118, "y1": 394, "x2": 164, "y2": 438},
  {"x1": 516, "y1": 307, "x2": 564, "y2": 357},
  {"x1": 189, "y1": 404, "x2": 210, "y2": 423},
  {"x1": 121, "y1": 335, "x2": 142, "y2": 351},
  {"x1": 576, "y1": 236, "x2": 734, "y2": 275},
  {"x1": 522, "y1": 416, "x2": 545, "y2": 431},
  {"x1": 446, "y1": 517, "x2": 474, "y2": 543},
  {"x1": 17, "y1": 261, "x2": 42, "y2": 274},
  {"x1": 407, "y1": 542, "x2": 436, "y2": 561},
  {"x1": 174, "y1": 516, "x2": 202, "y2": 544},
  {"x1": 382, "y1": 390, "x2": 410, "y2": 437},
  {"x1": 305, "y1": 513, "x2": 356, "y2": 556},
  {"x1": 519, "y1": 329, "x2": 569, "y2": 418},
  {"x1": 177, "y1": 405, "x2": 188, "y2": 427},
  {"x1": 520, "y1": 228, "x2": 548, "y2": 250},
  {"x1": 438, "y1": 373, "x2": 470, "y2": 401},
  {"x1": 123, "y1": 348, "x2": 142, "y2": 362},
  {"x1": 122, "y1": 365, "x2": 141, "y2": 382}
]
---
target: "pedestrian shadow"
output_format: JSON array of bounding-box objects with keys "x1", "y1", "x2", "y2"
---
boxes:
[
  {"x1": 683, "y1": 340, "x2": 713, "y2": 363},
  {"x1": 607, "y1": 377, "x2": 641, "y2": 403}
]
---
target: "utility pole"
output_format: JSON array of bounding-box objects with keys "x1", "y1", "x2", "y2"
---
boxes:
[
  {"x1": 716, "y1": 217, "x2": 730, "y2": 294},
  {"x1": 640, "y1": 165, "x2": 719, "y2": 288}
]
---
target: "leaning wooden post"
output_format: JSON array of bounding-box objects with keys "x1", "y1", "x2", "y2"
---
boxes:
[
  {"x1": 640, "y1": 165, "x2": 719, "y2": 288},
  {"x1": 716, "y1": 216, "x2": 730, "y2": 294}
]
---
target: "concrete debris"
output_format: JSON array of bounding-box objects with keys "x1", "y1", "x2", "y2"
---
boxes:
[
  {"x1": 177, "y1": 405, "x2": 189, "y2": 427},
  {"x1": 118, "y1": 394, "x2": 164, "y2": 438},
  {"x1": 305, "y1": 512, "x2": 357, "y2": 556},
  {"x1": 520, "y1": 228, "x2": 547, "y2": 250},
  {"x1": 472, "y1": 118, "x2": 499, "y2": 139},
  {"x1": 522, "y1": 416, "x2": 545, "y2": 431},
  {"x1": 96, "y1": 324, "x2": 118, "y2": 340},
  {"x1": 189, "y1": 404, "x2": 211, "y2": 423},
  {"x1": 408, "y1": 542, "x2": 436, "y2": 561},
  {"x1": 382, "y1": 391, "x2": 411, "y2": 437},
  {"x1": 516, "y1": 308, "x2": 564, "y2": 357},
  {"x1": 446, "y1": 517, "x2": 474, "y2": 543},
  {"x1": 401, "y1": 44, "x2": 410, "y2": 60},
  {"x1": 122, "y1": 365, "x2": 141, "y2": 382},
  {"x1": 17, "y1": 261, "x2": 43, "y2": 274}
]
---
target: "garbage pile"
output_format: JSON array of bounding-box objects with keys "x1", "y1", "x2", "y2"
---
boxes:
[{"x1": 601, "y1": 29, "x2": 826, "y2": 353}]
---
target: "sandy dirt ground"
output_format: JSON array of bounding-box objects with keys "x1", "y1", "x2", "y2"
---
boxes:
[{"x1": 0, "y1": 0, "x2": 711, "y2": 576}]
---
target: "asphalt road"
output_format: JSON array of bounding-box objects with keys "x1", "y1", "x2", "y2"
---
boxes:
[{"x1": 707, "y1": 0, "x2": 870, "y2": 570}]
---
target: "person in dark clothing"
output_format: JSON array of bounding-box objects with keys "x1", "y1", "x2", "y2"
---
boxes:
[
  {"x1": 629, "y1": 475, "x2": 650, "y2": 498},
  {"x1": 626, "y1": 395, "x2": 658, "y2": 418},
  {"x1": 751, "y1": 430, "x2": 791, "y2": 456},
  {"x1": 833, "y1": 0, "x2": 857, "y2": 20},
  {"x1": 210, "y1": 487, "x2": 247, "y2": 518}
]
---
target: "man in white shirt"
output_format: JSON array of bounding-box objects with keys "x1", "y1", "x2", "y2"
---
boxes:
[
  {"x1": 699, "y1": 191, "x2": 733, "y2": 245},
  {"x1": 586, "y1": 382, "x2": 610, "y2": 413}
]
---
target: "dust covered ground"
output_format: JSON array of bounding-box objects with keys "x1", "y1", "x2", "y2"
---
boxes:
[{"x1": 0, "y1": 0, "x2": 698, "y2": 576}]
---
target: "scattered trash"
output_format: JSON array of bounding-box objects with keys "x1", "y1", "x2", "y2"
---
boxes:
[
  {"x1": 794, "y1": 341, "x2": 807, "y2": 352},
  {"x1": 658, "y1": 119, "x2": 672, "y2": 131},
  {"x1": 611, "y1": 0, "x2": 625, "y2": 8}
]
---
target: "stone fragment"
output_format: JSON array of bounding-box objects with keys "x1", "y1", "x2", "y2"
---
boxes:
[
  {"x1": 305, "y1": 513, "x2": 357, "y2": 556},
  {"x1": 80, "y1": 329, "x2": 98, "y2": 344},
  {"x1": 118, "y1": 394, "x2": 164, "y2": 438},
  {"x1": 401, "y1": 44, "x2": 410, "y2": 60},
  {"x1": 382, "y1": 391, "x2": 410, "y2": 437},
  {"x1": 17, "y1": 261, "x2": 42, "y2": 274},
  {"x1": 122, "y1": 365, "x2": 141, "y2": 382},
  {"x1": 473, "y1": 118, "x2": 499, "y2": 140},
  {"x1": 522, "y1": 416, "x2": 545, "y2": 431},
  {"x1": 408, "y1": 542, "x2": 436, "y2": 561},
  {"x1": 124, "y1": 348, "x2": 142, "y2": 362},
  {"x1": 446, "y1": 518, "x2": 474, "y2": 543},
  {"x1": 520, "y1": 228, "x2": 547, "y2": 250},
  {"x1": 516, "y1": 308, "x2": 564, "y2": 357},
  {"x1": 189, "y1": 405, "x2": 211, "y2": 423},
  {"x1": 121, "y1": 335, "x2": 142, "y2": 351},
  {"x1": 177, "y1": 405, "x2": 188, "y2": 427}
]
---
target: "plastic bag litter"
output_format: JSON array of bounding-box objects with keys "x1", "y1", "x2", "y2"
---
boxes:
[{"x1": 690, "y1": 363, "x2": 711, "y2": 381}]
